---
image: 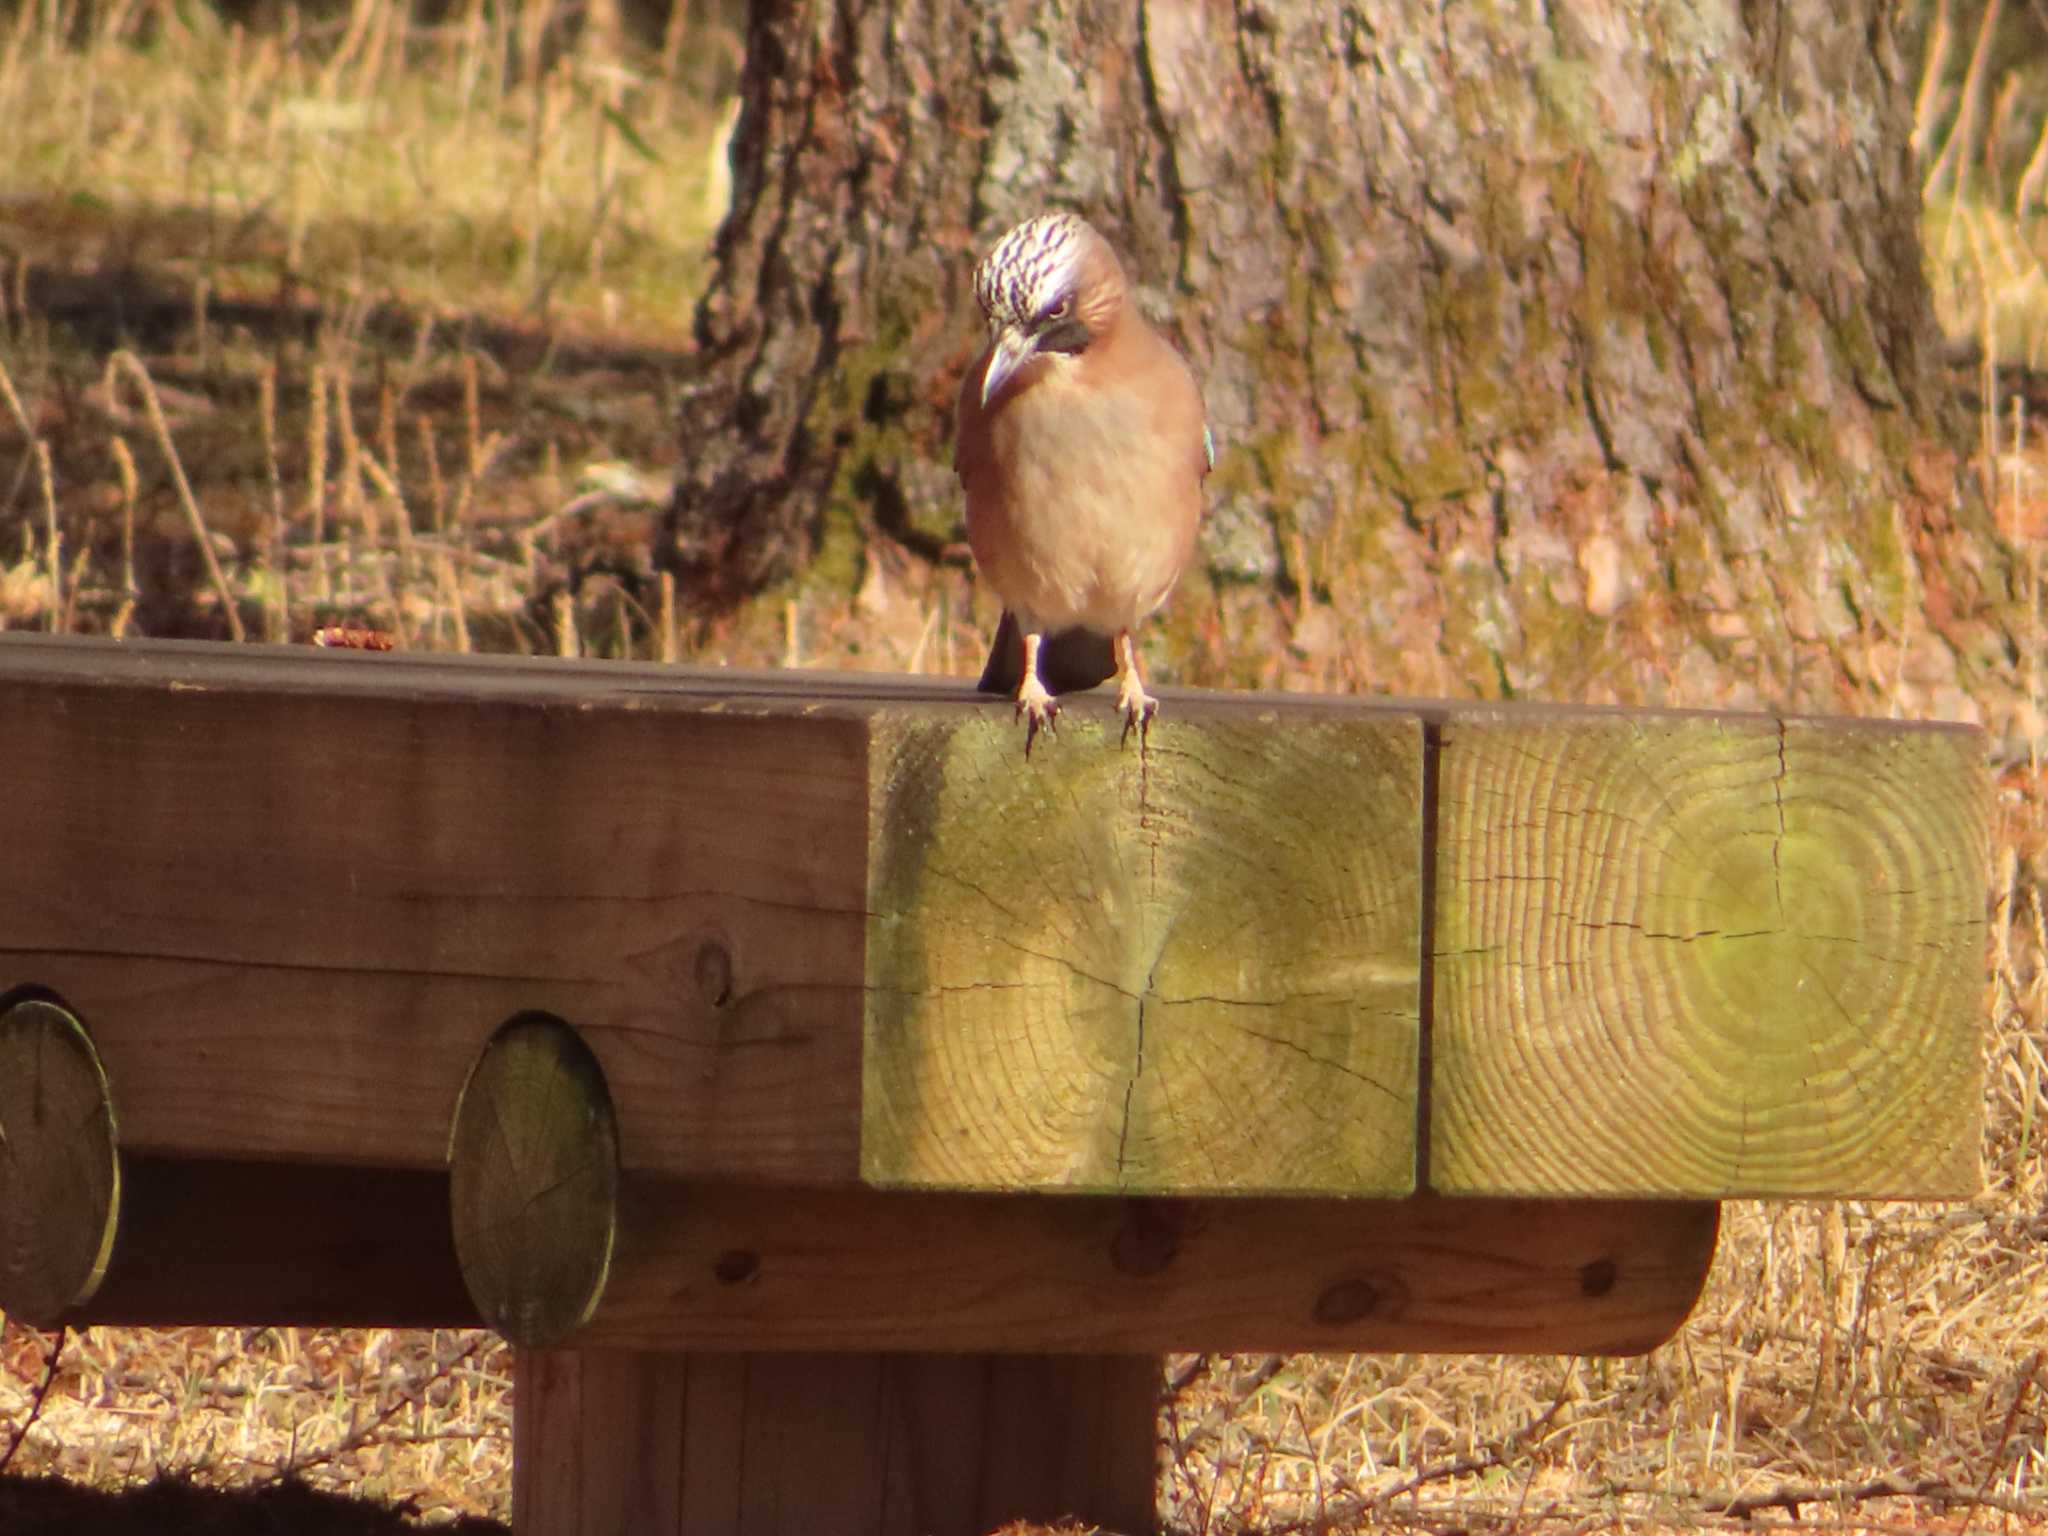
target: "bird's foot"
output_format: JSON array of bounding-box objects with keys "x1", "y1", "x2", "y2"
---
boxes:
[
  {"x1": 1015, "y1": 675, "x2": 1060, "y2": 756},
  {"x1": 1116, "y1": 671, "x2": 1159, "y2": 748}
]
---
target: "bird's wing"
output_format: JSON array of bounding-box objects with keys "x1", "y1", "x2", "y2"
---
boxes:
[{"x1": 953, "y1": 348, "x2": 992, "y2": 478}]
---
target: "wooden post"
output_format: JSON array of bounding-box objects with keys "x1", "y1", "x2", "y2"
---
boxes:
[{"x1": 513, "y1": 1349, "x2": 1160, "y2": 1536}]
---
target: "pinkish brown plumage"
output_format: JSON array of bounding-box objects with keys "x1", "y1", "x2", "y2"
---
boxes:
[{"x1": 956, "y1": 212, "x2": 1210, "y2": 752}]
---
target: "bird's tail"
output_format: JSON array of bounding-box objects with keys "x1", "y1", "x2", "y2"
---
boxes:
[{"x1": 976, "y1": 610, "x2": 1120, "y2": 696}]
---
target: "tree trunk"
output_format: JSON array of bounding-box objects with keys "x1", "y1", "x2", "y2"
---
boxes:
[{"x1": 665, "y1": 0, "x2": 2023, "y2": 729}]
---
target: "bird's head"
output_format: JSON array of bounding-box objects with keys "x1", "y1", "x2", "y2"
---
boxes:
[{"x1": 971, "y1": 212, "x2": 1127, "y2": 408}]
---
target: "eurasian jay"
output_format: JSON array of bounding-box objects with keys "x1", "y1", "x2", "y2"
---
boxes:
[{"x1": 955, "y1": 212, "x2": 1211, "y2": 750}]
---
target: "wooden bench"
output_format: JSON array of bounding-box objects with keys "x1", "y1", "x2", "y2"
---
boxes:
[{"x1": 0, "y1": 634, "x2": 1988, "y2": 1535}]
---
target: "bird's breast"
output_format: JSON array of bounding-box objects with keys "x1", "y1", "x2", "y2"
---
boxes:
[{"x1": 960, "y1": 361, "x2": 1204, "y2": 636}]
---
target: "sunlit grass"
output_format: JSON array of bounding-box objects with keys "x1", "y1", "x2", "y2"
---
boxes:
[{"x1": 0, "y1": 0, "x2": 734, "y2": 341}]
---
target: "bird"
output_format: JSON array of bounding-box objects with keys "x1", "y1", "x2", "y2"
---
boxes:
[{"x1": 954, "y1": 211, "x2": 1211, "y2": 752}]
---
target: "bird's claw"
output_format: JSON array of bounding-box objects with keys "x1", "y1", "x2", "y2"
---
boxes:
[
  {"x1": 1119, "y1": 700, "x2": 1157, "y2": 748},
  {"x1": 1116, "y1": 676, "x2": 1159, "y2": 749},
  {"x1": 1015, "y1": 677, "x2": 1059, "y2": 757}
]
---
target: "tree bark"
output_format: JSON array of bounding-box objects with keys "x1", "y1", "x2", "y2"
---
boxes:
[{"x1": 665, "y1": 0, "x2": 2023, "y2": 728}]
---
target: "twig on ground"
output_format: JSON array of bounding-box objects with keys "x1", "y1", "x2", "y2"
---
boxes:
[
  {"x1": 1968, "y1": 1347, "x2": 2044, "y2": 1527},
  {"x1": 0, "y1": 1324, "x2": 69, "y2": 1476},
  {"x1": 250, "y1": 1332, "x2": 496, "y2": 1485},
  {"x1": 1688, "y1": 1474, "x2": 2044, "y2": 1521}
]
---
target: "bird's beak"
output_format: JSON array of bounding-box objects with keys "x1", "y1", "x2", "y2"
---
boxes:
[{"x1": 980, "y1": 327, "x2": 1037, "y2": 408}]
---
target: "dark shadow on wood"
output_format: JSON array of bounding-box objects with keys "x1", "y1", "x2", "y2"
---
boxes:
[{"x1": 78, "y1": 1158, "x2": 477, "y2": 1328}]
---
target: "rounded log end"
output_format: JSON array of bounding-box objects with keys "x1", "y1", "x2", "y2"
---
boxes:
[
  {"x1": 0, "y1": 994, "x2": 120, "y2": 1325},
  {"x1": 448, "y1": 1013, "x2": 619, "y2": 1347}
]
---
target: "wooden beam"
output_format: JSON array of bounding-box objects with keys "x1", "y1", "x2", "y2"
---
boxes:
[
  {"x1": 578, "y1": 1181, "x2": 1716, "y2": 1356},
  {"x1": 0, "y1": 635, "x2": 1428, "y2": 1195},
  {"x1": 64, "y1": 1158, "x2": 1716, "y2": 1355},
  {"x1": 0, "y1": 636, "x2": 1986, "y2": 1201},
  {"x1": 1431, "y1": 712, "x2": 1988, "y2": 1197},
  {"x1": 0, "y1": 636, "x2": 875, "y2": 1185}
]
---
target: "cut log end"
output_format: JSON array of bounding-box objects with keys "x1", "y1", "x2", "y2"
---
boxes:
[
  {"x1": 863, "y1": 713, "x2": 1425, "y2": 1195},
  {"x1": 448, "y1": 1013, "x2": 620, "y2": 1347},
  {"x1": 0, "y1": 995, "x2": 120, "y2": 1325},
  {"x1": 1433, "y1": 716, "x2": 1988, "y2": 1197}
]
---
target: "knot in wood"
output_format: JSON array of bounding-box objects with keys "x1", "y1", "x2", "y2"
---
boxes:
[
  {"x1": 694, "y1": 937, "x2": 735, "y2": 1008},
  {"x1": 1108, "y1": 1200, "x2": 1181, "y2": 1275},
  {"x1": 1313, "y1": 1269, "x2": 1406, "y2": 1326},
  {"x1": 713, "y1": 1248, "x2": 761, "y2": 1286},
  {"x1": 1578, "y1": 1257, "x2": 1618, "y2": 1297}
]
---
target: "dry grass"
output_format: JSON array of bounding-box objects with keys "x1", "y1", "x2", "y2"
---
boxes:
[
  {"x1": 3, "y1": 3, "x2": 2048, "y2": 1534},
  {"x1": 1, "y1": 1326, "x2": 512, "y2": 1524},
  {"x1": 0, "y1": 0, "x2": 737, "y2": 337}
]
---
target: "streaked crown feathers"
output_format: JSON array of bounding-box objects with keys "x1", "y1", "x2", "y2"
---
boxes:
[{"x1": 973, "y1": 212, "x2": 1094, "y2": 331}]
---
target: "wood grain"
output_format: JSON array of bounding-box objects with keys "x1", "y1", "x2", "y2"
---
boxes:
[
  {"x1": 0, "y1": 636, "x2": 1987, "y2": 1203},
  {"x1": 0, "y1": 636, "x2": 1430, "y2": 1196},
  {"x1": 448, "y1": 1014, "x2": 619, "y2": 1345},
  {"x1": 864, "y1": 712, "x2": 1422, "y2": 1193},
  {"x1": 60, "y1": 1163, "x2": 1714, "y2": 1354},
  {"x1": 0, "y1": 996, "x2": 119, "y2": 1324},
  {"x1": 0, "y1": 636, "x2": 874, "y2": 1185},
  {"x1": 1432, "y1": 711, "x2": 1988, "y2": 1196},
  {"x1": 513, "y1": 1346, "x2": 1160, "y2": 1536},
  {"x1": 580, "y1": 1181, "x2": 1717, "y2": 1356}
]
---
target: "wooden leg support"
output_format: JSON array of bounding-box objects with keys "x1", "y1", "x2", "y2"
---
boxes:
[{"x1": 514, "y1": 1348, "x2": 1160, "y2": 1536}]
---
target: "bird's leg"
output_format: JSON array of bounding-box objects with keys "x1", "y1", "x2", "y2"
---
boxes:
[
  {"x1": 1014, "y1": 627, "x2": 1059, "y2": 754},
  {"x1": 1113, "y1": 630, "x2": 1159, "y2": 746}
]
